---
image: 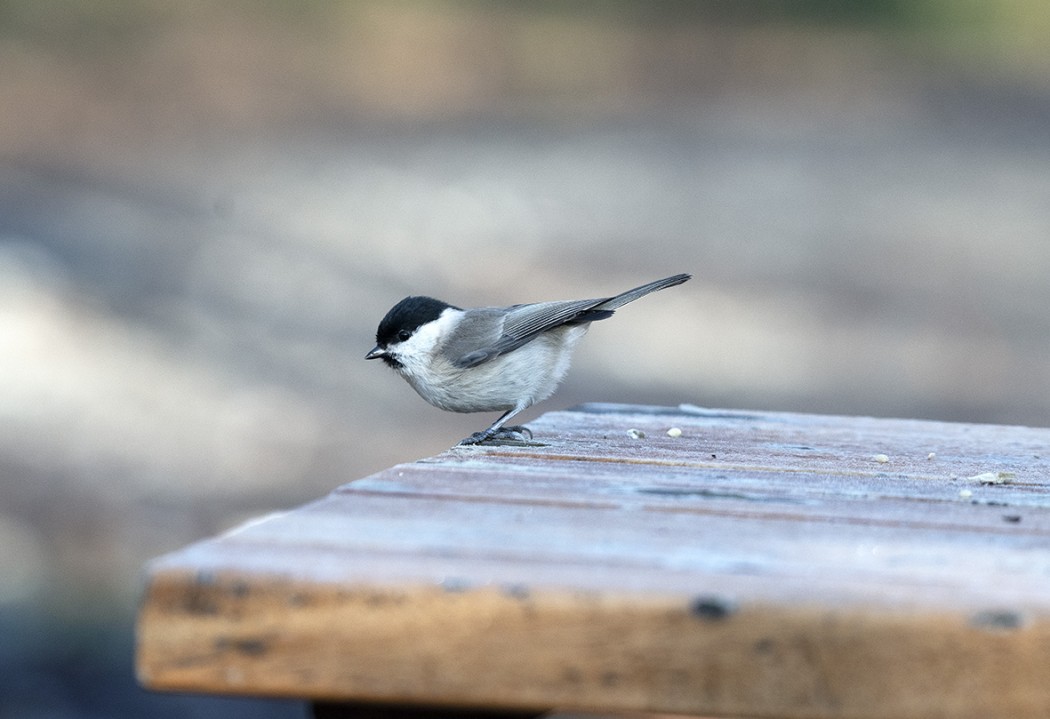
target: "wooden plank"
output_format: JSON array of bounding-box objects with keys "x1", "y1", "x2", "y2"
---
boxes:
[{"x1": 136, "y1": 404, "x2": 1050, "y2": 718}]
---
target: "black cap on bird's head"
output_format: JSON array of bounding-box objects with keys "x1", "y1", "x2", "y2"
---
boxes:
[{"x1": 365, "y1": 295, "x2": 458, "y2": 368}]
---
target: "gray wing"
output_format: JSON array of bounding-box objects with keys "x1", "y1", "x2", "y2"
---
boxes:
[
  {"x1": 440, "y1": 307, "x2": 508, "y2": 369},
  {"x1": 445, "y1": 299, "x2": 609, "y2": 369},
  {"x1": 497, "y1": 299, "x2": 611, "y2": 349},
  {"x1": 444, "y1": 275, "x2": 691, "y2": 369}
]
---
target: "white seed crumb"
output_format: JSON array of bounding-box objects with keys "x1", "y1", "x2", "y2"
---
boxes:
[
  {"x1": 927, "y1": 452, "x2": 936, "y2": 461},
  {"x1": 666, "y1": 427, "x2": 683, "y2": 438},
  {"x1": 966, "y1": 471, "x2": 1015, "y2": 485},
  {"x1": 874, "y1": 454, "x2": 889, "y2": 464},
  {"x1": 627, "y1": 428, "x2": 646, "y2": 439},
  {"x1": 959, "y1": 489, "x2": 973, "y2": 499}
]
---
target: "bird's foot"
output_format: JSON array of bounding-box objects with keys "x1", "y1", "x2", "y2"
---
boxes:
[{"x1": 458, "y1": 425, "x2": 533, "y2": 446}]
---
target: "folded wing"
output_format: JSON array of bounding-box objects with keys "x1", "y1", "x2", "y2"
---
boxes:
[{"x1": 446, "y1": 274, "x2": 690, "y2": 369}]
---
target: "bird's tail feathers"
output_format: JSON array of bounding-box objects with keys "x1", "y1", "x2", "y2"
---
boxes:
[{"x1": 596, "y1": 273, "x2": 691, "y2": 311}]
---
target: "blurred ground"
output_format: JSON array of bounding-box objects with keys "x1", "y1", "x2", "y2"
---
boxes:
[{"x1": 1, "y1": 1, "x2": 1049, "y2": 717}]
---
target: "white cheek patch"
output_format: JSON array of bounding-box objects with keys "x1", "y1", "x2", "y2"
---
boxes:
[{"x1": 393, "y1": 308, "x2": 462, "y2": 374}]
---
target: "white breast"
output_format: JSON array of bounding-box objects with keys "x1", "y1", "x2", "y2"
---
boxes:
[{"x1": 395, "y1": 312, "x2": 589, "y2": 415}]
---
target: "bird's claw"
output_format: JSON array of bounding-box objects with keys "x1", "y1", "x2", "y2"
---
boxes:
[
  {"x1": 458, "y1": 425, "x2": 533, "y2": 446},
  {"x1": 501, "y1": 425, "x2": 533, "y2": 441}
]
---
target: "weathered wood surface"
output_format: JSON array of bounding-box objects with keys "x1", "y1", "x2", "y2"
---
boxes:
[{"x1": 136, "y1": 404, "x2": 1050, "y2": 718}]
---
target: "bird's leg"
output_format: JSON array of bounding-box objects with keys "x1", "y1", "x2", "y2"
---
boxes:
[{"x1": 459, "y1": 406, "x2": 532, "y2": 445}]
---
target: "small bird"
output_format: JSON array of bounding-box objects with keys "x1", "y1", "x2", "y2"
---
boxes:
[{"x1": 366, "y1": 273, "x2": 691, "y2": 445}]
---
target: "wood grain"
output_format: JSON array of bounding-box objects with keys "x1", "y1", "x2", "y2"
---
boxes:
[{"x1": 136, "y1": 404, "x2": 1050, "y2": 718}]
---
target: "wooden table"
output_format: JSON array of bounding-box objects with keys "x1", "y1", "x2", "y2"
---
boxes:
[{"x1": 136, "y1": 404, "x2": 1050, "y2": 718}]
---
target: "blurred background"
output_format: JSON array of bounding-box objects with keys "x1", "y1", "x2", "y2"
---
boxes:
[{"x1": 2, "y1": 1, "x2": 1049, "y2": 716}]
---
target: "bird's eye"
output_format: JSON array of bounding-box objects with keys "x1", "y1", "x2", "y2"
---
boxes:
[{"x1": 397, "y1": 329, "x2": 412, "y2": 342}]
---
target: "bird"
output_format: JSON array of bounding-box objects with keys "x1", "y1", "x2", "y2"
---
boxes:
[{"x1": 366, "y1": 273, "x2": 691, "y2": 445}]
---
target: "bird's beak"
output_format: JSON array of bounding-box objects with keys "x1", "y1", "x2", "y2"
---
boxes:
[{"x1": 365, "y1": 345, "x2": 386, "y2": 360}]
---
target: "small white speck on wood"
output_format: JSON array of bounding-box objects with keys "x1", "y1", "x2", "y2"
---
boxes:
[{"x1": 966, "y1": 471, "x2": 1015, "y2": 485}]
